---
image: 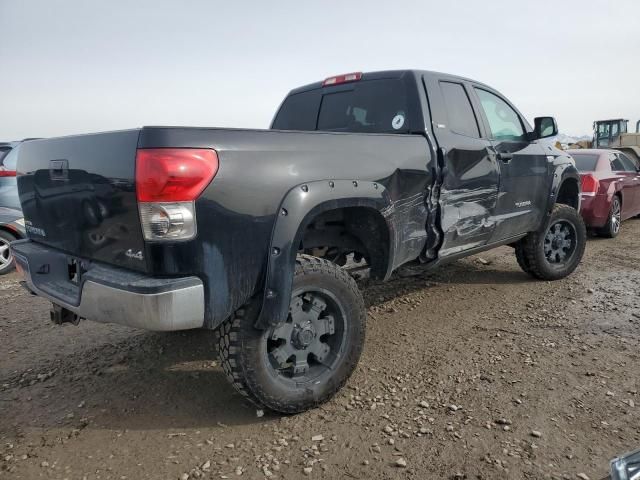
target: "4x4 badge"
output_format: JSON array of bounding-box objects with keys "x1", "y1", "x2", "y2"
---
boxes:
[{"x1": 125, "y1": 249, "x2": 143, "y2": 261}]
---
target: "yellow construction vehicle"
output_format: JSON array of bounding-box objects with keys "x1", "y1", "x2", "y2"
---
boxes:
[{"x1": 592, "y1": 119, "x2": 640, "y2": 163}]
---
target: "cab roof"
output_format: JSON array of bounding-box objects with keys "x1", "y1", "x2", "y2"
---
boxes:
[{"x1": 287, "y1": 69, "x2": 491, "y2": 95}]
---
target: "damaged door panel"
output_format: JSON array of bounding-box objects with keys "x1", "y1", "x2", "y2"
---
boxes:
[{"x1": 423, "y1": 75, "x2": 500, "y2": 257}]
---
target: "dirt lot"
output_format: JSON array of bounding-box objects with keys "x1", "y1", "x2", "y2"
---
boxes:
[{"x1": 1, "y1": 220, "x2": 639, "y2": 480}]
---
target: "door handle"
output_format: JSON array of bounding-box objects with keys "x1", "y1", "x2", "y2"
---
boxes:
[{"x1": 497, "y1": 152, "x2": 513, "y2": 162}]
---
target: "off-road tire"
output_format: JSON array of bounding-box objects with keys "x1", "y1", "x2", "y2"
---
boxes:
[
  {"x1": 0, "y1": 230, "x2": 17, "y2": 275},
  {"x1": 596, "y1": 195, "x2": 621, "y2": 239},
  {"x1": 514, "y1": 243, "x2": 533, "y2": 275},
  {"x1": 516, "y1": 204, "x2": 586, "y2": 281},
  {"x1": 216, "y1": 254, "x2": 366, "y2": 414}
]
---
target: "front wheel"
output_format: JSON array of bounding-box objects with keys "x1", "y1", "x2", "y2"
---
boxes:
[
  {"x1": 515, "y1": 204, "x2": 586, "y2": 281},
  {"x1": 216, "y1": 254, "x2": 366, "y2": 414}
]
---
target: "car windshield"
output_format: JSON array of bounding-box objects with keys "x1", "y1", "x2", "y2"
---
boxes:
[{"x1": 571, "y1": 153, "x2": 600, "y2": 172}]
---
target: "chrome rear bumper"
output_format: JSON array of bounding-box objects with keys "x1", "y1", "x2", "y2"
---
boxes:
[{"x1": 12, "y1": 240, "x2": 205, "y2": 331}]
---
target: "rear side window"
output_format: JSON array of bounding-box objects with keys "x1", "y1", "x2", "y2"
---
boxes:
[
  {"x1": 273, "y1": 79, "x2": 411, "y2": 134},
  {"x1": 571, "y1": 153, "x2": 600, "y2": 172},
  {"x1": 610, "y1": 154, "x2": 625, "y2": 171},
  {"x1": 618, "y1": 152, "x2": 638, "y2": 172},
  {"x1": 475, "y1": 88, "x2": 525, "y2": 141},
  {"x1": 440, "y1": 82, "x2": 480, "y2": 138}
]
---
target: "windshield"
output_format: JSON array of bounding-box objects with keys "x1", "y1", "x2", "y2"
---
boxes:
[
  {"x1": 571, "y1": 153, "x2": 600, "y2": 172},
  {"x1": 272, "y1": 79, "x2": 412, "y2": 134}
]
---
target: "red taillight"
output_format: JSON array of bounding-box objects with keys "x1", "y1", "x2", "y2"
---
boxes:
[
  {"x1": 322, "y1": 72, "x2": 362, "y2": 87},
  {"x1": 0, "y1": 167, "x2": 16, "y2": 177},
  {"x1": 135, "y1": 148, "x2": 218, "y2": 202},
  {"x1": 581, "y1": 173, "x2": 600, "y2": 196}
]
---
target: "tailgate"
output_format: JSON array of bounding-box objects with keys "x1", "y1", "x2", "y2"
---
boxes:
[{"x1": 16, "y1": 130, "x2": 148, "y2": 272}]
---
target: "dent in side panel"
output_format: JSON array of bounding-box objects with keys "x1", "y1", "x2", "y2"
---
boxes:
[
  {"x1": 437, "y1": 148, "x2": 499, "y2": 257},
  {"x1": 421, "y1": 74, "x2": 500, "y2": 259},
  {"x1": 378, "y1": 170, "x2": 431, "y2": 270}
]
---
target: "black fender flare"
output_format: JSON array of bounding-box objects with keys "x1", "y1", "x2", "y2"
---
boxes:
[
  {"x1": 548, "y1": 162, "x2": 581, "y2": 213},
  {"x1": 255, "y1": 179, "x2": 395, "y2": 329}
]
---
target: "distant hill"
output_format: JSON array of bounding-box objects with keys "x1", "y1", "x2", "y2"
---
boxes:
[{"x1": 552, "y1": 133, "x2": 591, "y2": 145}]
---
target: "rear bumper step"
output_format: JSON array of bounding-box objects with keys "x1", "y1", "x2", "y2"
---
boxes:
[{"x1": 11, "y1": 240, "x2": 205, "y2": 331}]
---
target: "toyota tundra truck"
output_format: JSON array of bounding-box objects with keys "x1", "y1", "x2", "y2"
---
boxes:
[{"x1": 12, "y1": 70, "x2": 585, "y2": 413}]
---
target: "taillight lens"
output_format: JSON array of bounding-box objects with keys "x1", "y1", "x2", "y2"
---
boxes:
[
  {"x1": 581, "y1": 174, "x2": 599, "y2": 196},
  {"x1": 135, "y1": 148, "x2": 218, "y2": 241},
  {"x1": 0, "y1": 167, "x2": 16, "y2": 177},
  {"x1": 139, "y1": 202, "x2": 196, "y2": 241},
  {"x1": 136, "y1": 148, "x2": 218, "y2": 202}
]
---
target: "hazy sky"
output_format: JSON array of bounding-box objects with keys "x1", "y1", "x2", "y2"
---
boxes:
[{"x1": 1, "y1": 0, "x2": 639, "y2": 140}]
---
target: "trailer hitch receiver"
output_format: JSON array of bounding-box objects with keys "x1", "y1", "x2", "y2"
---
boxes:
[{"x1": 50, "y1": 304, "x2": 81, "y2": 326}]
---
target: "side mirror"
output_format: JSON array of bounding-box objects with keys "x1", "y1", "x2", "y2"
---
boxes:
[{"x1": 533, "y1": 116, "x2": 558, "y2": 140}]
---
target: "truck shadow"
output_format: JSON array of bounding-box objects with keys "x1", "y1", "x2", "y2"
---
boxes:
[
  {"x1": 0, "y1": 329, "x2": 273, "y2": 435},
  {"x1": 359, "y1": 252, "x2": 534, "y2": 307},
  {"x1": 1, "y1": 252, "x2": 537, "y2": 434}
]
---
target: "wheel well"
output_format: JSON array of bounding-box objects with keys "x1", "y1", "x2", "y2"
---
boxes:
[
  {"x1": 300, "y1": 206, "x2": 390, "y2": 279},
  {"x1": 615, "y1": 191, "x2": 622, "y2": 208},
  {"x1": 556, "y1": 179, "x2": 579, "y2": 210}
]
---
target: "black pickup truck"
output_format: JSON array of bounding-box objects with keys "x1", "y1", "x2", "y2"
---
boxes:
[{"x1": 12, "y1": 70, "x2": 585, "y2": 413}]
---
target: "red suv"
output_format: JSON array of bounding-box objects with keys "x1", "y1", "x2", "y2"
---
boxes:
[{"x1": 568, "y1": 149, "x2": 640, "y2": 237}]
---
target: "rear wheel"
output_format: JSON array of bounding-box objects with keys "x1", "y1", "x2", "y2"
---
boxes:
[
  {"x1": 216, "y1": 254, "x2": 366, "y2": 414},
  {"x1": 515, "y1": 204, "x2": 586, "y2": 280},
  {"x1": 597, "y1": 195, "x2": 621, "y2": 238},
  {"x1": 0, "y1": 230, "x2": 16, "y2": 275}
]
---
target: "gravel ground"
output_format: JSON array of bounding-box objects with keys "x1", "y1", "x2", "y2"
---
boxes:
[{"x1": 1, "y1": 219, "x2": 639, "y2": 480}]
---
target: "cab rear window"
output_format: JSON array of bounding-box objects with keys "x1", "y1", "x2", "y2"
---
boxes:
[{"x1": 273, "y1": 79, "x2": 411, "y2": 134}]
